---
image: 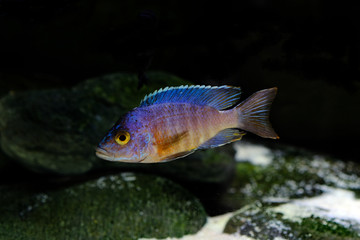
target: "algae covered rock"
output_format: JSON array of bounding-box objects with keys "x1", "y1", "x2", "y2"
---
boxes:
[
  {"x1": 0, "y1": 71, "x2": 235, "y2": 181},
  {"x1": 0, "y1": 173, "x2": 206, "y2": 240},
  {"x1": 224, "y1": 202, "x2": 360, "y2": 240},
  {"x1": 0, "y1": 89, "x2": 101, "y2": 174},
  {"x1": 219, "y1": 141, "x2": 360, "y2": 212},
  {"x1": 218, "y1": 141, "x2": 360, "y2": 239}
]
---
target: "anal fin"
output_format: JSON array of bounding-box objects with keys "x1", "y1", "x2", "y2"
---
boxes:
[
  {"x1": 159, "y1": 150, "x2": 195, "y2": 162},
  {"x1": 198, "y1": 128, "x2": 246, "y2": 149}
]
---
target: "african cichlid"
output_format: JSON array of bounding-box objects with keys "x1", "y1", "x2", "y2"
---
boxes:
[{"x1": 96, "y1": 85, "x2": 279, "y2": 163}]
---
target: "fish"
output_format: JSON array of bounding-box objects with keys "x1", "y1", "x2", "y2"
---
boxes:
[{"x1": 95, "y1": 85, "x2": 279, "y2": 163}]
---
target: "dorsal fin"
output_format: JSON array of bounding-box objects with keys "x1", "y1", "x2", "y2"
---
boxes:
[{"x1": 139, "y1": 85, "x2": 241, "y2": 110}]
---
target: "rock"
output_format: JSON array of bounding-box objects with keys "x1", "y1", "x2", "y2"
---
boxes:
[
  {"x1": 0, "y1": 173, "x2": 206, "y2": 240},
  {"x1": 216, "y1": 141, "x2": 360, "y2": 239},
  {"x1": 224, "y1": 202, "x2": 360, "y2": 240},
  {"x1": 0, "y1": 89, "x2": 99, "y2": 174},
  {"x1": 219, "y1": 141, "x2": 360, "y2": 212},
  {"x1": 0, "y1": 71, "x2": 235, "y2": 183}
]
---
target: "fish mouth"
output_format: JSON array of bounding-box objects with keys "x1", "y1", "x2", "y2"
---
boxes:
[
  {"x1": 95, "y1": 147, "x2": 142, "y2": 162},
  {"x1": 95, "y1": 147, "x2": 115, "y2": 161}
]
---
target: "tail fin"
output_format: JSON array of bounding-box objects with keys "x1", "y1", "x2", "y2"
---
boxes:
[{"x1": 236, "y1": 87, "x2": 279, "y2": 139}]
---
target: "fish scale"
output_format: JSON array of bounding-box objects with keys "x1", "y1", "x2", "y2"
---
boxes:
[
  {"x1": 146, "y1": 102, "x2": 230, "y2": 161},
  {"x1": 96, "y1": 85, "x2": 279, "y2": 163}
]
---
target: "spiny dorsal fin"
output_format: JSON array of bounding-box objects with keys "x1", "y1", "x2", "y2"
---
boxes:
[{"x1": 139, "y1": 85, "x2": 241, "y2": 110}]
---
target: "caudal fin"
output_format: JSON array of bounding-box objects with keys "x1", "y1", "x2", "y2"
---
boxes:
[{"x1": 236, "y1": 87, "x2": 279, "y2": 139}]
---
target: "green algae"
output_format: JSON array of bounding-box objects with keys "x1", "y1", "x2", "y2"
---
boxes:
[
  {"x1": 224, "y1": 203, "x2": 294, "y2": 239},
  {"x1": 224, "y1": 203, "x2": 360, "y2": 240},
  {"x1": 0, "y1": 173, "x2": 206, "y2": 240},
  {"x1": 219, "y1": 144, "x2": 360, "y2": 211},
  {"x1": 221, "y1": 143, "x2": 360, "y2": 239},
  {"x1": 294, "y1": 216, "x2": 359, "y2": 240}
]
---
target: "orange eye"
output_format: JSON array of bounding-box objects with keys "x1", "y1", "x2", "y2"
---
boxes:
[{"x1": 115, "y1": 131, "x2": 130, "y2": 145}]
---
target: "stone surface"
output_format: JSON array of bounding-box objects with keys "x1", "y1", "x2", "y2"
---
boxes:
[
  {"x1": 0, "y1": 173, "x2": 206, "y2": 240},
  {"x1": 219, "y1": 141, "x2": 360, "y2": 212},
  {"x1": 219, "y1": 141, "x2": 360, "y2": 239},
  {"x1": 224, "y1": 202, "x2": 360, "y2": 240}
]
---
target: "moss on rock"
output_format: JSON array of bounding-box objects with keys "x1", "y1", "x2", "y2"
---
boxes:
[
  {"x1": 224, "y1": 203, "x2": 360, "y2": 240},
  {"x1": 0, "y1": 173, "x2": 206, "y2": 240},
  {"x1": 219, "y1": 143, "x2": 360, "y2": 211},
  {"x1": 294, "y1": 216, "x2": 359, "y2": 240}
]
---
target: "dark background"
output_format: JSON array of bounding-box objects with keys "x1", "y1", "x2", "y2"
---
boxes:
[{"x1": 1, "y1": 0, "x2": 359, "y2": 161}]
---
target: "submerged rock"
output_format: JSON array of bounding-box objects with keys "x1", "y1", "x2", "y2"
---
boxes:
[
  {"x1": 219, "y1": 141, "x2": 360, "y2": 212},
  {"x1": 0, "y1": 72, "x2": 235, "y2": 183},
  {"x1": 224, "y1": 201, "x2": 360, "y2": 240},
  {"x1": 218, "y1": 141, "x2": 360, "y2": 239},
  {"x1": 0, "y1": 173, "x2": 206, "y2": 240}
]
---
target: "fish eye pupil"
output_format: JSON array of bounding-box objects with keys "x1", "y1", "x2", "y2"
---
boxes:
[
  {"x1": 119, "y1": 135, "x2": 126, "y2": 141},
  {"x1": 115, "y1": 131, "x2": 130, "y2": 145}
]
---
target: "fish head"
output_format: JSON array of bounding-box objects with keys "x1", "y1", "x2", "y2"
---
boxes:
[{"x1": 95, "y1": 113, "x2": 150, "y2": 162}]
